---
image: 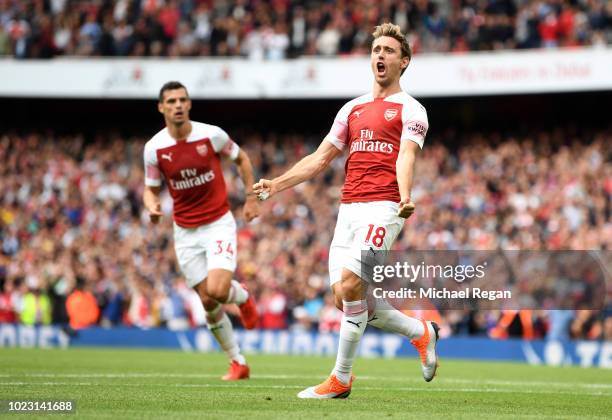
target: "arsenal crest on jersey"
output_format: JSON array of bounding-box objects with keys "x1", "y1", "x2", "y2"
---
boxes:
[
  {"x1": 384, "y1": 108, "x2": 398, "y2": 121},
  {"x1": 196, "y1": 144, "x2": 208, "y2": 156}
]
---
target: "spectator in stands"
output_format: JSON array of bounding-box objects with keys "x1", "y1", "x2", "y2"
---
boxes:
[
  {"x1": 291, "y1": 306, "x2": 314, "y2": 332},
  {"x1": 301, "y1": 286, "x2": 324, "y2": 323},
  {"x1": 570, "y1": 309, "x2": 603, "y2": 340},
  {"x1": 0, "y1": 278, "x2": 18, "y2": 324},
  {"x1": 159, "y1": 282, "x2": 190, "y2": 331},
  {"x1": 66, "y1": 276, "x2": 100, "y2": 329},
  {"x1": 547, "y1": 310, "x2": 575, "y2": 340},
  {"x1": 100, "y1": 280, "x2": 126, "y2": 327},
  {"x1": 490, "y1": 310, "x2": 536, "y2": 340},
  {"x1": 318, "y1": 293, "x2": 342, "y2": 333},
  {"x1": 19, "y1": 276, "x2": 51, "y2": 326},
  {"x1": 126, "y1": 274, "x2": 157, "y2": 328},
  {"x1": 258, "y1": 281, "x2": 288, "y2": 330}
]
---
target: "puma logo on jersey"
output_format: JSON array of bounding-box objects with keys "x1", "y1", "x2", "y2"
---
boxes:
[
  {"x1": 353, "y1": 110, "x2": 364, "y2": 118},
  {"x1": 161, "y1": 152, "x2": 173, "y2": 162},
  {"x1": 346, "y1": 320, "x2": 363, "y2": 328}
]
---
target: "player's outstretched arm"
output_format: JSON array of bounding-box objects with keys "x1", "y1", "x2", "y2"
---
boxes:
[
  {"x1": 233, "y1": 149, "x2": 260, "y2": 222},
  {"x1": 396, "y1": 140, "x2": 420, "y2": 219},
  {"x1": 253, "y1": 139, "x2": 341, "y2": 200},
  {"x1": 143, "y1": 185, "x2": 162, "y2": 224}
]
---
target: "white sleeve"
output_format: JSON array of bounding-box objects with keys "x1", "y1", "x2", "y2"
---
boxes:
[
  {"x1": 324, "y1": 101, "x2": 352, "y2": 150},
  {"x1": 401, "y1": 103, "x2": 429, "y2": 149},
  {"x1": 143, "y1": 142, "x2": 161, "y2": 187},
  {"x1": 210, "y1": 125, "x2": 240, "y2": 160}
]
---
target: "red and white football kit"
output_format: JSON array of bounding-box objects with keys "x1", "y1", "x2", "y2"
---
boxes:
[
  {"x1": 325, "y1": 91, "x2": 429, "y2": 284},
  {"x1": 144, "y1": 121, "x2": 240, "y2": 287}
]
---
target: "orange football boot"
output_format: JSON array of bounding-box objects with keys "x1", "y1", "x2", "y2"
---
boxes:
[
  {"x1": 297, "y1": 374, "x2": 354, "y2": 399},
  {"x1": 221, "y1": 360, "x2": 250, "y2": 381},
  {"x1": 410, "y1": 320, "x2": 440, "y2": 382}
]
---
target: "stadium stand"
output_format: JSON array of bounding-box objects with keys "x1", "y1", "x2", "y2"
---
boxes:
[
  {"x1": 1, "y1": 0, "x2": 611, "y2": 59},
  {"x1": 0, "y1": 127, "x2": 610, "y2": 339}
]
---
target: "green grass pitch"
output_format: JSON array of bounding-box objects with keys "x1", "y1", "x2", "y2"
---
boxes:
[{"x1": 1, "y1": 347, "x2": 610, "y2": 419}]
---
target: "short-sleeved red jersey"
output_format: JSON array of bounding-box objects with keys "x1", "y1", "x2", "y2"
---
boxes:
[
  {"x1": 144, "y1": 121, "x2": 240, "y2": 228},
  {"x1": 326, "y1": 91, "x2": 429, "y2": 203}
]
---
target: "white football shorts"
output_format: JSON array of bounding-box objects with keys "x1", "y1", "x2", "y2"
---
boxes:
[
  {"x1": 329, "y1": 201, "x2": 404, "y2": 286},
  {"x1": 173, "y1": 211, "x2": 237, "y2": 287}
]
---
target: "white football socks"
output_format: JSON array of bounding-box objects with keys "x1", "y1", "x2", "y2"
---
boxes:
[
  {"x1": 367, "y1": 304, "x2": 425, "y2": 339},
  {"x1": 225, "y1": 280, "x2": 248, "y2": 305},
  {"x1": 206, "y1": 309, "x2": 246, "y2": 365},
  {"x1": 204, "y1": 281, "x2": 248, "y2": 365},
  {"x1": 333, "y1": 300, "x2": 368, "y2": 385}
]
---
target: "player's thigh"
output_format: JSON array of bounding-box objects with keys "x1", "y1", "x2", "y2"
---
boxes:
[
  {"x1": 204, "y1": 212, "x2": 238, "y2": 282},
  {"x1": 329, "y1": 204, "x2": 353, "y2": 288},
  {"x1": 346, "y1": 201, "x2": 404, "y2": 281},
  {"x1": 174, "y1": 224, "x2": 208, "y2": 288}
]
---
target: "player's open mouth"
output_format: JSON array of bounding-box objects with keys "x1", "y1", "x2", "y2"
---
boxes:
[
  {"x1": 376, "y1": 62, "x2": 386, "y2": 76},
  {"x1": 175, "y1": 112, "x2": 184, "y2": 117}
]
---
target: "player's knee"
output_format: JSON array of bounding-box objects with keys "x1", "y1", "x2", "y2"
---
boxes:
[
  {"x1": 206, "y1": 269, "x2": 233, "y2": 303},
  {"x1": 193, "y1": 282, "x2": 221, "y2": 311},
  {"x1": 201, "y1": 295, "x2": 218, "y2": 312},
  {"x1": 334, "y1": 293, "x2": 343, "y2": 311},
  {"x1": 340, "y1": 270, "x2": 363, "y2": 300},
  {"x1": 206, "y1": 284, "x2": 230, "y2": 303}
]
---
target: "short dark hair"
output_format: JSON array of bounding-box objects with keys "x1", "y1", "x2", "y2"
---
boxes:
[{"x1": 159, "y1": 81, "x2": 188, "y2": 102}]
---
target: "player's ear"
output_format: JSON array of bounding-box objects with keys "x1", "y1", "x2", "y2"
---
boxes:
[{"x1": 157, "y1": 101, "x2": 164, "y2": 114}]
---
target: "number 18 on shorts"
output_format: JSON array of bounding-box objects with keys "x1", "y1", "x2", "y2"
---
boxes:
[{"x1": 328, "y1": 201, "x2": 404, "y2": 285}]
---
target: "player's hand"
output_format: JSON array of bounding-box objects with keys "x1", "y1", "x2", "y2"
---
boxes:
[
  {"x1": 397, "y1": 199, "x2": 416, "y2": 219},
  {"x1": 243, "y1": 195, "x2": 260, "y2": 222},
  {"x1": 252, "y1": 179, "x2": 276, "y2": 201},
  {"x1": 148, "y1": 203, "x2": 162, "y2": 224}
]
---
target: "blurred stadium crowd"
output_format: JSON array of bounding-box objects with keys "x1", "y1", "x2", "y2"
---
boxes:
[
  {"x1": 1, "y1": 0, "x2": 611, "y2": 59},
  {"x1": 0, "y1": 127, "x2": 611, "y2": 340}
]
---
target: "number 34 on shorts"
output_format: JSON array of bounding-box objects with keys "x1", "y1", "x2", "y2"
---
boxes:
[{"x1": 214, "y1": 240, "x2": 235, "y2": 256}]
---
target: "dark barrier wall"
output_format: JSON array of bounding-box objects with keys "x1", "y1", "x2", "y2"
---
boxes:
[{"x1": 2, "y1": 91, "x2": 611, "y2": 138}]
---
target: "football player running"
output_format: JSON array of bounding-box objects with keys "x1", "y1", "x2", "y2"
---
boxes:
[
  {"x1": 144, "y1": 81, "x2": 259, "y2": 380},
  {"x1": 254, "y1": 23, "x2": 438, "y2": 398}
]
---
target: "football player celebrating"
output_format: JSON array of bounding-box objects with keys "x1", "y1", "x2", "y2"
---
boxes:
[
  {"x1": 254, "y1": 23, "x2": 439, "y2": 398},
  {"x1": 144, "y1": 81, "x2": 259, "y2": 380}
]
